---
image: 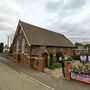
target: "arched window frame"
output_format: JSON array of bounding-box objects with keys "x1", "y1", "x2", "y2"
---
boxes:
[
  {"x1": 22, "y1": 38, "x2": 25, "y2": 53},
  {"x1": 16, "y1": 40, "x2": 19, "y2": 53}
]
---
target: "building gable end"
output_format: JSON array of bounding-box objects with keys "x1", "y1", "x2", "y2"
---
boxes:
[{"x1": 19, "y1": 22, "x2": 31, "y2": 46}]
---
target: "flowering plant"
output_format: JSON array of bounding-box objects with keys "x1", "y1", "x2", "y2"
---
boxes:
[{"x1": 71, "y1": 64, "x2": 90, "y2": 75}]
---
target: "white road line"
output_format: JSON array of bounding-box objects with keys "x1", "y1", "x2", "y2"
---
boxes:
[
  {"x1": 0, "y1": 62, "x2": 55, "y2": 90},
  {"x1": 20, "y1": 72, "x2": 55, "y2": 90}
]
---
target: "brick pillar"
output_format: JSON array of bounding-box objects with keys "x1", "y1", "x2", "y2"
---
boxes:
[
  {"x1": 64, "y1": 61, "x2": 71, "y2": 79},
  {"x1": 38, "y1": 58, "x2": 44, "y2": 71}
]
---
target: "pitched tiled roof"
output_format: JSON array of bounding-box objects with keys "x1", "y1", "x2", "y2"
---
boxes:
[{"x1": 19, "y1": 20, "x2": 75, "y2": 47}]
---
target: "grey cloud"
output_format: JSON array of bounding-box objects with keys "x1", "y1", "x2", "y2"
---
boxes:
[
  {"x1": 0, "y1": 24, "x2": 12, "y2": 31},
  {"x1": 64, "y1": 0, "x2": 86, "y2": 9},
  {"x1": 46, "y1": 0, "x2": 63, "y2": 13},
  {"x1": 2, "y1": 8, "x2": 20, "y2": 16},
  {"x1": 46, "y1": 0, "x2": 90, "y2": 42},
  {"x1": 17, "y1": 0, "x2": 34, "y2": 6},
  {"x1": 0, "y1": 18, "x2": 9, "y2": 23},
  {"x1": 0, "y1": 17, "x2": 17, "y2": 33},
  {"x1": 46, "y1": 0, "x2": 86, "y2": 13},
  {"x1": 49, "y1": 15, "x2": 90, "y2": 42},
  {"x1": 0, "y1": 19, "x2": 19, "y2": 34},
  {"x1": 0, "y1": 2, "x2": 22, "y2": 32},
  {"x1": 46, "y1": 0, "x2": 87, "y2": 25}
]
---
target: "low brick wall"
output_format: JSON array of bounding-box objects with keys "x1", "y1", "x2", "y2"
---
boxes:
[
  {"x1": 13, "y1": 52, "x2": 18, "y2": 62},
  {"x1": 30, "y1": 57, "x2": 44, "y2": 72},
  {"x1": 13, "y1": 53, "x2": 30, "y2": 67},
  {"x1": 20, "y1": 54, "x2": 30, "y2": 68},
  {"x1": 13, "y1": 53, "x2": 44, "y2": 71}
]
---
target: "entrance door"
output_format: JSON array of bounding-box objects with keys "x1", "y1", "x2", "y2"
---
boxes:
[
  {"x1": 17, "y1": 53, "x2": 20, "y2": 63},
  {"x1": 42, "y1": 53, "x2": 48, "y2": 67}
]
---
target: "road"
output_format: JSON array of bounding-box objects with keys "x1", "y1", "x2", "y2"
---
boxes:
[
  {"x1": 0, "y1": 55, "x2": 89, "y2": 90},
  {"x1": 0, "y1": 56, "x2": 53, "y2": 90}
]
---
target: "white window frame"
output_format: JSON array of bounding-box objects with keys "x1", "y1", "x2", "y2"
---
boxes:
[
  {"x1": 16, "y1": 40, "x2": 19, "y2": 53},
  {"x1": 22, "y1": 38, "x2": 25, "y2": 53}
]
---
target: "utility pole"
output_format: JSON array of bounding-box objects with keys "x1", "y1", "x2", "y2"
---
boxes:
[
  {"x1": 7, "y1": 36, "x2": 9, "y2": 52},
  {"x1": 7, "y1": 36, "x2": 9, "y2": 47}
]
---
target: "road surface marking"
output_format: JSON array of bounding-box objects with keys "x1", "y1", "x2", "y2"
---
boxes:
[{"x1": 20, "y1": 72, "x2": 55, "y2": 90}]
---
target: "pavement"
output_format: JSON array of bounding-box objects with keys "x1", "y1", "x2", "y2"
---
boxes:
[
  {"x1": 44, "y1": 68, "x2": 63, "y2": 78},
  {"x1": 0, "y1": 55, "x2": 90, "y2": 90},
  {"x1": 0, "y1": 60, "x2": 53, "y2": 90}
]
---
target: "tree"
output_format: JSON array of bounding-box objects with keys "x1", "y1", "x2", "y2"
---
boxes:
[
  {"x1": 84, "y1": 44, "x2": 90, "y2": 48},
  {"x1": 0, "y1": 42, "x2": 4, "y2": 53},
  {"x1": 56, "y1": 50, "x2": 64, "y2": 61},
  {"x1": 75, "y1": 42, "x2": 83, "y2": 48}
]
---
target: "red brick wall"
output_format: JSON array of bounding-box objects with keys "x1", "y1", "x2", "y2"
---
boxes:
[
  {"x1": 30, "y1": 57, "x2": 44, "y2": 71},
  {"x1": 63, "y1": 48, "x2": 74, "y2": 56},
  {"x1": 50, "y1": 47, "x2": 74, "y2": 56},
  {"x1": 20, "y1": 54, "x2": 30, "y2": 67},
  {"x1": 13, "y1": 53, "x2": 30, "y2": 67},
  {"x1": 31, "y1": 46, "x2": 74, "y2": 57}
]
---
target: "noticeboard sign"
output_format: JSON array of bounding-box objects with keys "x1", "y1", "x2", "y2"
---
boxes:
[
  {"x1": 80, "y1": 55, "x2": 87, "y2": 63},
  {"x1": 88, "y1": 56, "x2": 90, "y2": 63}
]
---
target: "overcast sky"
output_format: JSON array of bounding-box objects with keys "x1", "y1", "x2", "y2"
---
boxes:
[{"x1": 0, "y1": 0, "x2": 90, "y2": 45}]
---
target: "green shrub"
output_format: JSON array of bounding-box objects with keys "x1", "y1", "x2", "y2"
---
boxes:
[
  {"x1": 77, "y1": 65, "x2": 83, "y2": 71},
  {"x1": 67, "y1": 56, "x2": 74, "y2": 61},
  {"x1": 49, "y1": 62, "x2": 61, "y2": 70},
  {"x1": 67, "y1": 56, "x2": 80, "y2": 61},
  {"x1": 71, "y1": 64, "x2": 90, "y2": 72},
  {"x1": 0, "y1": 42, "x2": 4, "y2": 53},
  {"x1": 71, "y1": 56, "x2": 80, "y2": 60}
]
